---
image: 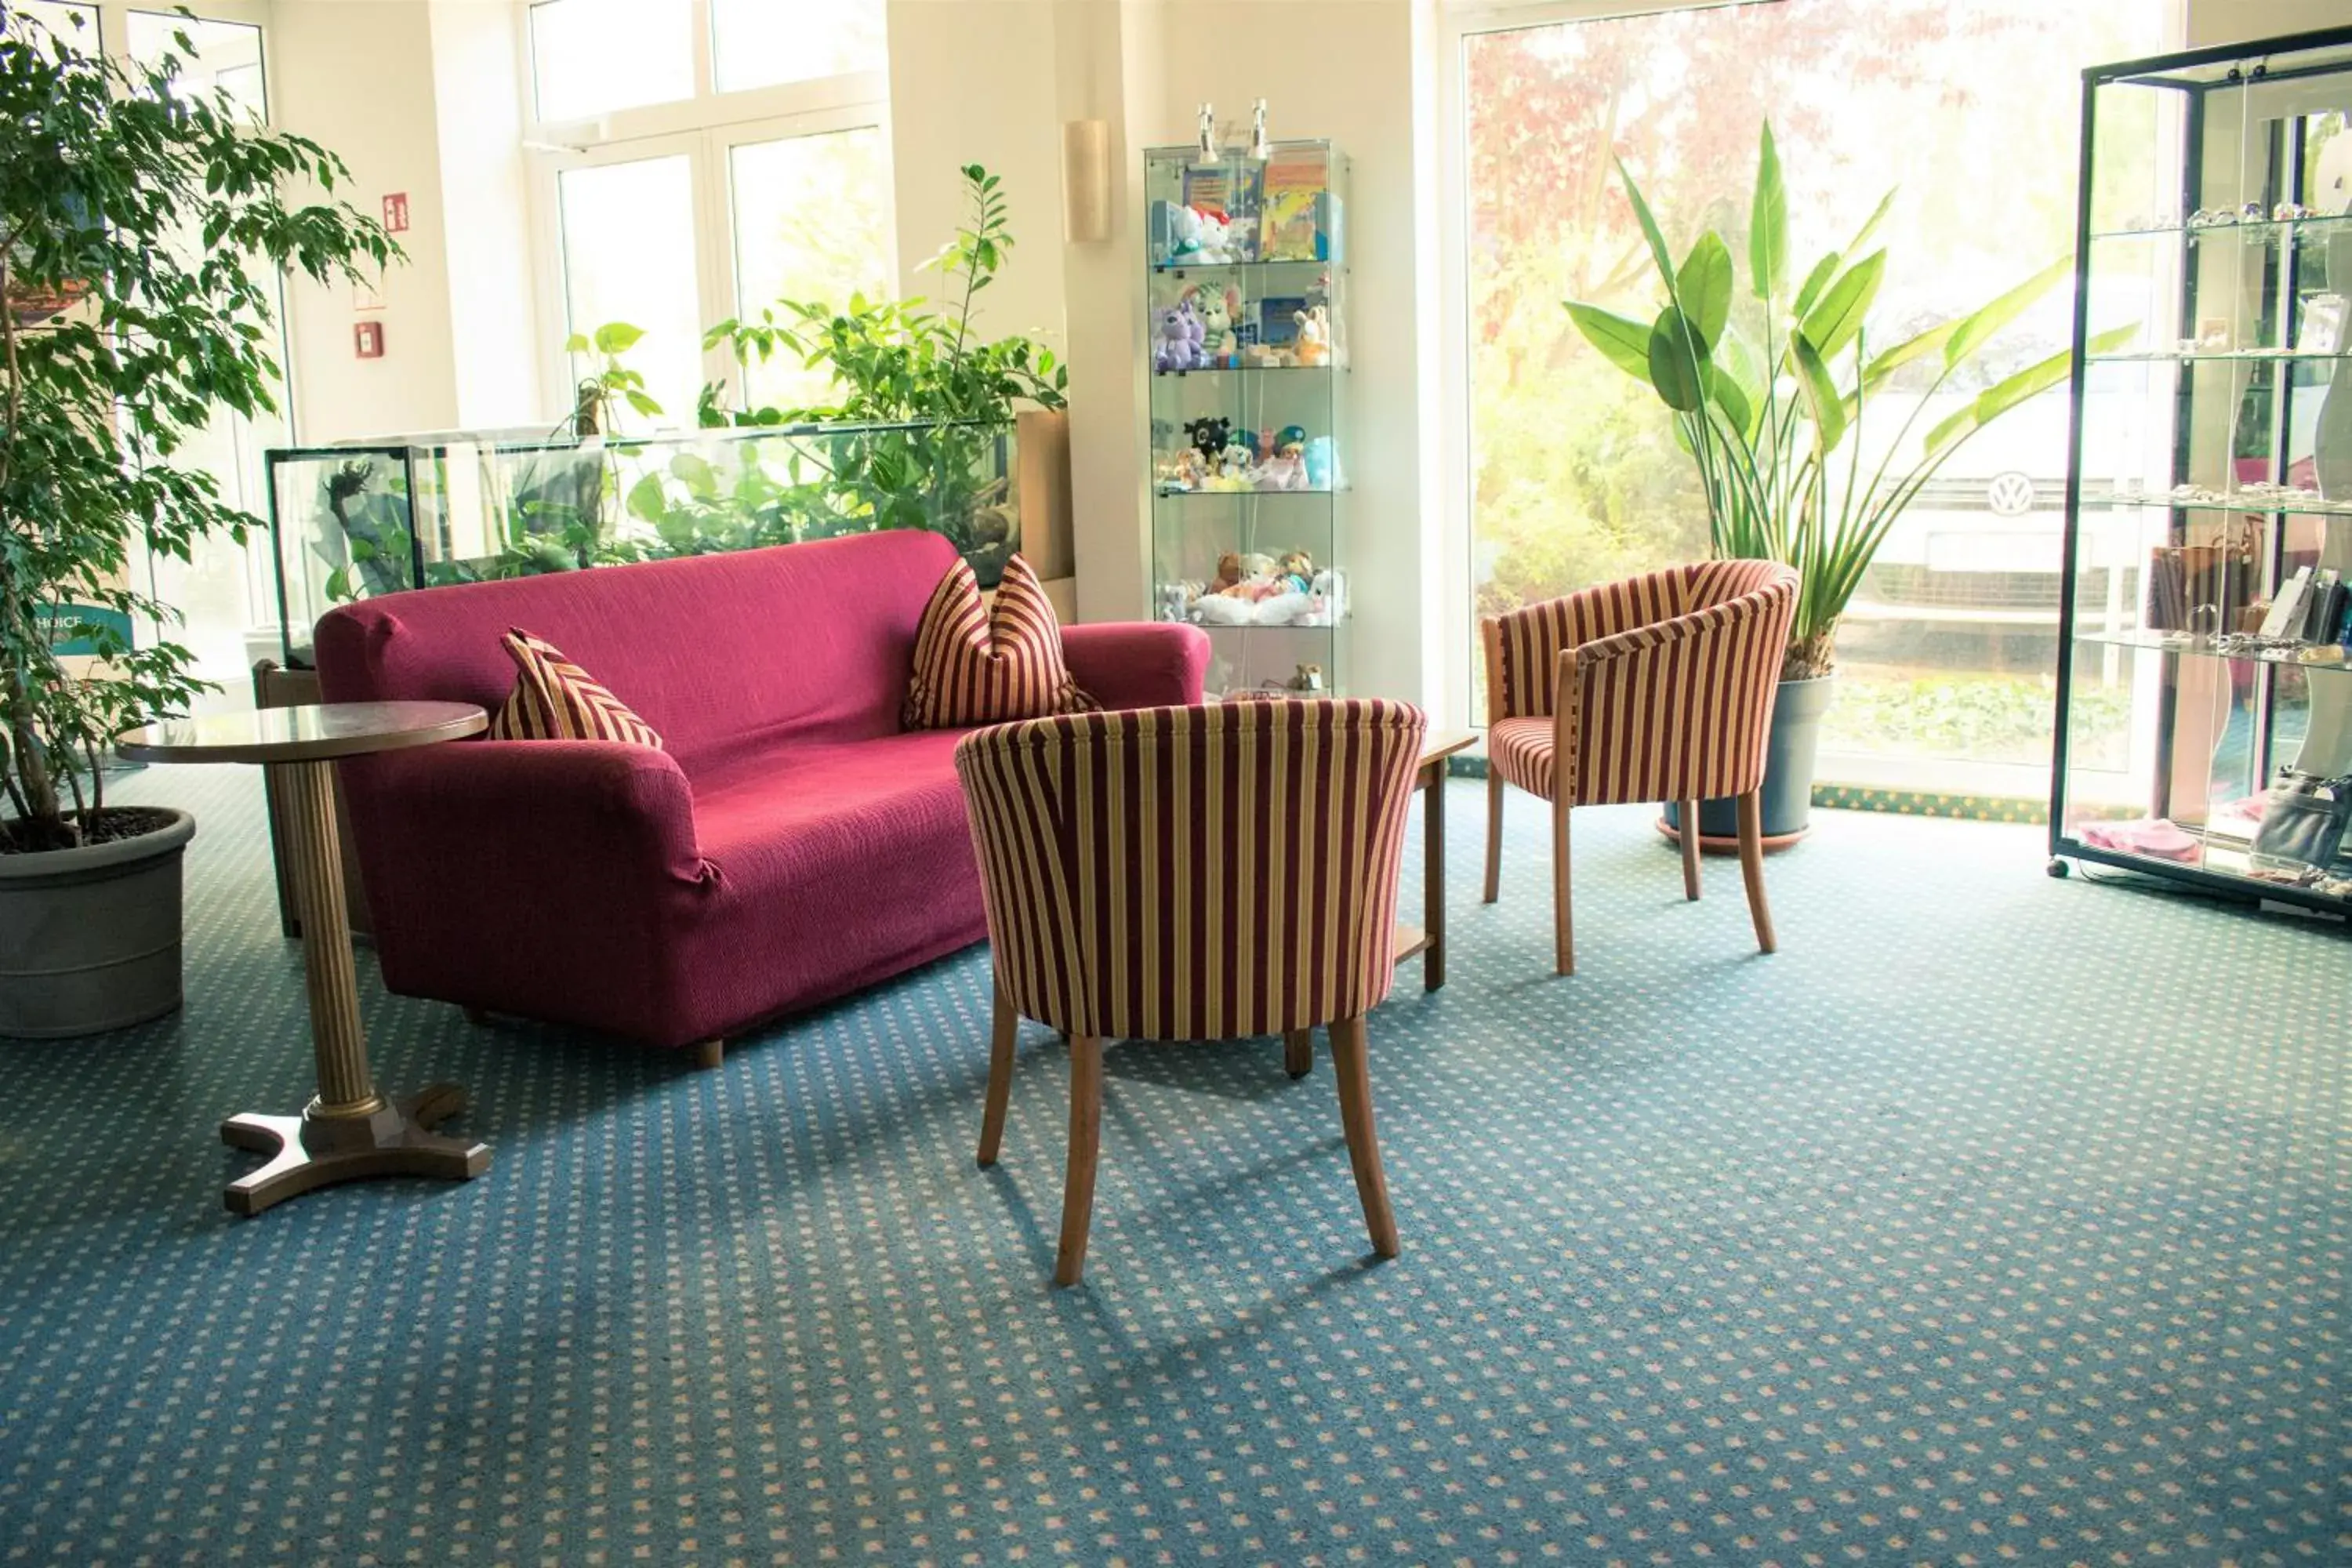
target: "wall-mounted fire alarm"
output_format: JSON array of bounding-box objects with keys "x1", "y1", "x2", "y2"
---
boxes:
[{"x1": 354, "y1": 321, "x2": 384, "y2": 359}]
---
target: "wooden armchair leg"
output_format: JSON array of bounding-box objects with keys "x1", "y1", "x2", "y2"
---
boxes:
[
  {"x1": 1482, "y1": 771, "x2": 1504, "y2": 904},
  {"x1": 1552, "y1": 795, "x2": 1575, "y2": 976},
  {"x1": 978, "y1": 982, "x2": 1018, "y2": 1167},
  {"x1": 1678, "y1": 798, "x2": 1702, "y2": 901},
  {"x1": 1737, "y1": 789, "x2": 1777, "y2": 954},
  {"x1": 1327, "y1": 1017, "x2": 1399, "y2": 1258},
  {"x1": 1054, "y1": 1035, "x2": 1105, "y2": 1287},
  {"x1": 690, "y1": 1038, "x2": 724, "y2": 1071},
  {"x1": 1283, "y1": 1029, "x2": 1314, "y2": 1080}
]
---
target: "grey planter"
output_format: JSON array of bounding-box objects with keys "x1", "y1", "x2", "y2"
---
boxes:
[
  {"x1": 0, "y1": 810, "x2": 196, "y2": 1039},
  {"x1": 1664, "y1": 674, "x2": 1836, "y2": 844}
]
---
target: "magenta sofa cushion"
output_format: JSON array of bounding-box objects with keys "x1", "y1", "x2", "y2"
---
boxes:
[{"x1": 313, "y1": 531, "x2": 1209, "y2": 1051}]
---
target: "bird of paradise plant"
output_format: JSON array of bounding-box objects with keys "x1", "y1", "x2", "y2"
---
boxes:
[{"x1": 1566, "y1": 122, "x2": 2132, "y2": 680}]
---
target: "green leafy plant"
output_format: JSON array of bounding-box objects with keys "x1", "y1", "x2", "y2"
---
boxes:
[
  {"x1": 1, "y1": 8, "x2": 396, "y2": 850},
  {"x1": 699, "y1": 165, "x2": 1062, "y2": 581},
  {"x1": 1567, "y1": 122, "x2": 2129, "y2": 679},
  {"x1": 565, "y1": 319, "x2": 660, "y2": 437}
]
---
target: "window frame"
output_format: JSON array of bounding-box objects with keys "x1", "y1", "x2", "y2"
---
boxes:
[
  {"x1": 517, "y1": 0, "x2": 895, "y2": 426},
  {"x1": 1436, "y1": 0, "x2": 1748, "y2": 730}
]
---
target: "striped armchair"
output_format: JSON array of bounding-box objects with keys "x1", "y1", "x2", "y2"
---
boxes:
[
  {"x1": 1480, "y1": 560, "x2": 1798, "y2": 975},
  {"x1": 955, "y1": 698, "x2": 1427, "y2": 1287}
]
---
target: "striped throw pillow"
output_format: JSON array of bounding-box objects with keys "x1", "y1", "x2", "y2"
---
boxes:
[
  {"x1": 486, "y1": 628, "x2": 665, "y2": 749},
  {"x1": 903, "y1": 554, "x2": 1096, "y2": 729}
]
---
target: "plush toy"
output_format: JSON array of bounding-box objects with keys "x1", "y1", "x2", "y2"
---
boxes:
[
  {"x1": 1163, "y1": 203, "x2": 1206, "y2": 264},
  {"x1": 1192, "y1": 207, "x2": 1239, "y2": 264},
  {"x1": 1209, "y1": 551, "x2": 1245, "y2": 595},
  {"x1": 1196, "y1": 287, "x2": 1241, "y2": 365},
  {"x1": 1303, "y1": 435, "x2": 1336, "y2": 491},
  {"x1": 1254, "y1": 425, "x2": 1310, "y2": 491},
  {"x1": 1211, "y1": 440, "x2": 1258, "y2": 490},
  {"x1": 1214, "y1": 551, "x2": 1276, "y2": 597},
  {"x1": 1154, "y1": 299, "x2": 1207, "y2": 372},
  {"x1": 1293, "y1": 304, "x2": 1331, "y2": 366},
  {"x1": 1275, "y1": 550, "x2": 1314, "y2": 594},
  {"x1": 1185, "y1": 416, "x2": 1232, "y2": 466}
]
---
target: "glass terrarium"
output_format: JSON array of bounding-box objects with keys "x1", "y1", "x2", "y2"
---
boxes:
[
  {"x1": 2052, "y1": 26, "x2": 2352, "y2": 912},
  {"x1": 1145, "y1": 138, "x2": 1350, "y2": 697},
  {"x1": 267, "y1": 419, "x2": 1022, "y2": 665}
]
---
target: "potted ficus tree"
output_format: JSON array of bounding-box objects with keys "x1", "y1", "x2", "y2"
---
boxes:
[
  {"x1": 1567, "y1": 123, "x2": 2130, "y2": 842},
  {"x1": 0, "y1": 10, "x2": 395, "y2": 1036}
]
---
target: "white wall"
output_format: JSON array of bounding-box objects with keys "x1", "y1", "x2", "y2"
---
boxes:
[
  {"x1": 884, "y1": 0, "x2": 1069, "y2": 353},
  {"x1": 270, "y1": 0, "x2": 546, "y2": 441},
  {"x1": 428, "y1": 0, "x2": 545, "y2": 430},
  {"x1": 2187, "y1": 0, "x2": 2352, "y2": 46},
  {"x1": 270, "y1": 0, "x2": 461, "y2": 441}
]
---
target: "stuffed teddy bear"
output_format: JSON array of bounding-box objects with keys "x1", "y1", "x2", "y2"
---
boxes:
[{"x1": 1209, "y1": 550, "x2": 1245, "y2": 595}]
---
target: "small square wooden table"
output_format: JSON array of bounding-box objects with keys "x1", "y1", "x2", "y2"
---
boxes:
[
  {"x1": 118, "y1": 701, "x2": 491, "y2": 1215},
  {"x1": 1397, "y1": 730, "x2": 1477, "y2": 991},
  {"x1": 1284, "y1": 728, "x2": 1475, "y2": 1080}
]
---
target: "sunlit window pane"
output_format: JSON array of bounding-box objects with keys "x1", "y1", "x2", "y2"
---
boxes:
[
  {"x1": 559, "y1": 157, "x2": 702, "y2": 426},
  {"x1": 531, "y1": 0, "x2": 691, "y2": 122},
  {"x1": 126, "y1": 12, "x2": 267, "y2": 118},
  {"x1": 10, "y1": 2, "x2": 95, "y2": 45},
  {"x1": 730, "y1": 128, "x2": 893, "y2": 414},
  {"x1": 712, "y1": 0, "x2": 885, "y2": 94}
]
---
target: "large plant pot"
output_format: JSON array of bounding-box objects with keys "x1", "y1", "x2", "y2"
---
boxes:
[
  {"x1": 1661, "y1": 674, "x2": 1835, "y2": 851},
  {"x1": 0, "y1": 810, "x2": 196, "y2": 1039}
]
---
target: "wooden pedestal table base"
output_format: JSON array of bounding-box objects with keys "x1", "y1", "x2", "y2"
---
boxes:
[{"x1": 118, "y1": 701, "x2": 492, "y2": 1216}]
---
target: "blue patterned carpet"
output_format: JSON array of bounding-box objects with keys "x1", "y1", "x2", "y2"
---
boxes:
[{"x1": 0, "y1": 765, "x2": 2345, "y2": 1566}]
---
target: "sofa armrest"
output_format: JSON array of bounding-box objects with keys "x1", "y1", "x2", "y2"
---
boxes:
[
  {"x1": 1061, "y1": 621, "x2": 1209, "y2": 710},
  {"x1": 343, "y1": 740, "x2": 707, "y2": 913}
]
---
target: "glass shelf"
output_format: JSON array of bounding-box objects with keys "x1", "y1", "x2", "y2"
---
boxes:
[
  {"x1": 2089, "y1": 210, "x2": 2352, "y2": 242},
  {"x1": 1152, "y1": 364, "x2": 1344, "y2": 378},
  {"x1": 2089, "y1": 349, "x2": 2352, "y2": 364},
  {"x1": 1150, "y1": 259, "x2": 1341, "y2": 276},
  {"x1": 2074, "y1": 628, "x2": 2352, "y2": 667},
  {"x1": 2096, "y1": 495, "x2": 2352, "y2": 518},
  {"x1": 1156, "y1": 485, "x2": 1342, "y2": 497}
]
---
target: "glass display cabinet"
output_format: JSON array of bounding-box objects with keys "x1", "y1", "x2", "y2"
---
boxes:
[
  {"x1": 1145, "y1": 138, "x2": 1350, "y2": 696},
  {"x1": 2053, "y1": 27, "x2": 2352, "y2": 913},
  {"x1": 266, "y1": 419, "x2": 1022, "y2": 665}
]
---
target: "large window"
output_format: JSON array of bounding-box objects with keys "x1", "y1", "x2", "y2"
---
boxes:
[
  {"x1": 527, "y1": 0, "x2": 894, "y2": 430},
  {"x1": 1458, "y1": 0, "x2": 2180, "y2": 798}
]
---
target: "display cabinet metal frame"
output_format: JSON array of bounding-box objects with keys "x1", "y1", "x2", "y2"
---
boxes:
[{"x1": 2050, "y1": 25, "x2": 2352, "y2": 915}]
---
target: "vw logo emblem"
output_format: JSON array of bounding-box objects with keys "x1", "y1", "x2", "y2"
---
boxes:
[{"x1": 1987, "y1": 471, "x2": 2037, "y2": 516}]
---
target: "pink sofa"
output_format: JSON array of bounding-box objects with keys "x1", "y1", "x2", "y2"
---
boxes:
[{"x1": 314, "y1": 530, "x2": 1208, "y2": 1054}]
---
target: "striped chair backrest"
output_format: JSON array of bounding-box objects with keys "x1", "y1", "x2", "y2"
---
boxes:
[
  {"x1": 1494, "y1": 558, "x2": 1791, "y2": 720},
  {"x1": 1567, "y1": 561, "x2": 1797, "y2": 805},
  {"x1": 955, "y1": 699, "x2": 1428, "y2": 1041}
]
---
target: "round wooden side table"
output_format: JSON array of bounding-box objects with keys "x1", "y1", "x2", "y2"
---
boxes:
[{"x1": 118, "y1": 701, "x2": 492, "y2": 1215}]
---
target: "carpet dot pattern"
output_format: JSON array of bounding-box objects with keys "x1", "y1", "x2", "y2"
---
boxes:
[{"x1": 0, "y1": 764, "x2": 2344, "y2": 1566}]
